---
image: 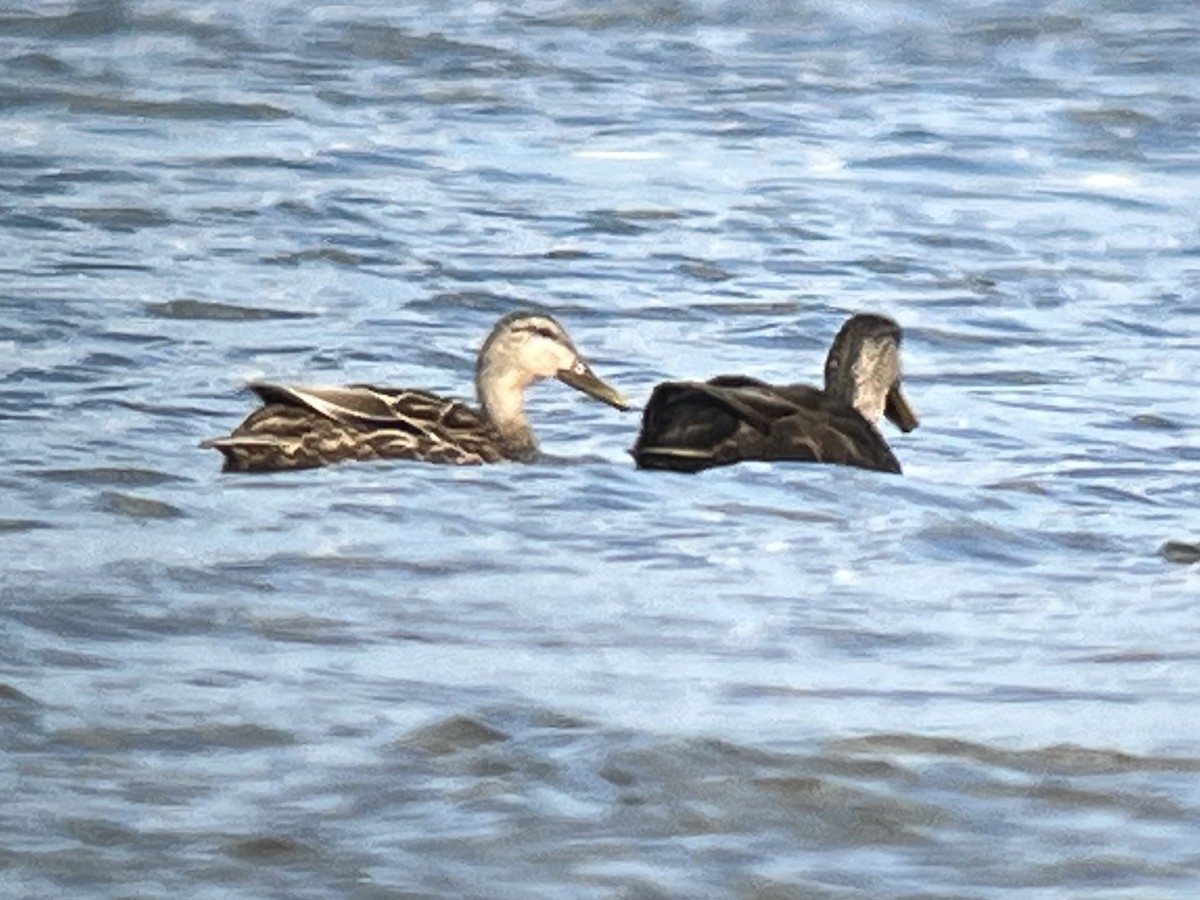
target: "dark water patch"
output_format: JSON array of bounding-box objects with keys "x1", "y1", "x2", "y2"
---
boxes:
[
  {"x1": 96, "y1": 491, "x2": 185, "y2": 520},
  {"x1": 936, "y1": 368, "x2": 1063, "y2": 386},
  {"x1": 0, "y1": 682, "x2": 40, "y2": 710},
  {"x1": 0, "y1": 152, "x2": 58, "y2": 172},
  {"x1": 51, "y1": 259, "x2": 155, "y2": 275},
  {"x1": 4, "y1": 365, "x2": 90, "y2": 385},
  {"x1": 902, "y1": 231, "x2": 1017, "y2": 256},
  {"x1": 849, "y1": 254, "x2": 922, "y2": 276},
  {"x1": 1, "y1": 213, "x2": 80, "y2": 232},
  {"x1": 261, "y1": 198, "x2": 343, "y2": 225},
  {"x1": 829, "y1": 733, "x2": 1200, "y2": 776},
  {"x1": 249, "y1": 615, "x2": 367, "y2": 646},
  {"x1": 0, "y1": 4, "x2": 130, "y2": 39},
  {"x1": 676, "y1": 258, "x2": 734, "y2": 282},
  {"x1": 1127, "y1": 413, "x2": 1183, "y2": 431},
  {"x1": 689, "y1": 298, "x2": 804, "y2": 317},
  {"x1": 37, "y1": 467, "x2": 183, "y2": 487},
  {"x1": 325, "y1": 499, "x2": 427, "y2": 524},
  {"x1": 1038, "y1": 188, "x2": 1166, "y2": 213},
  {"x1": 60, "y1": 817, "x2": 144, "y2": 849},
  {"x1": 984, "y1": 684, "x2": 1138, "y2": 705},
  {"x1": 0, "y1": 518, "x2": 53, "y2": 532},
  {"x1": 5, "y1": 51, "x2": 72, "y2": 78},
  {"x1": 915, "y1": 518, "x2": 1040, "y2": 566},
  {"x1": 7, "y1": 586, "x2": 244, "y2": 644},
  {"x1": 1160, "y1": 540, "x2": 1200, "y2": 564},
  {"x1": 576, "y1": 208, "x2": 689, "y2": 238},
  {"x1": 1077, "y1": 648, "x2": 1200, "y2": 666},
  {"x1": 522, "y1": 3, "x2": 702, "y2": 29},
  {"x1": 545, "y1": 248, "x2": 598, "y2": 260},
  {"x1": 32, "y1": 167, "x2": 142, "y2": 189},
  {"x1": 907, "y1": 324, "x2": 1068, "y2": 352},
  {"x1": 323, "y1": 147, "x2": 439, "y2": 175},
  {"x1": 398, "y1": 714, "x2": 510, "y2": 757},
  {"x1": 222, "y1": 343, "x2": 322, "y2": 365},
  {"x1": 1094, "y1": 317, "x2": 1172, "y2": 338},
  {"x1": 0, "y1": 689, "x2": 45, "y2": 748},
  {"x1": 55, "y1": 722, "x2": 295, "y2": 754},
  {"x1": 55, "y1": 206, "x2": 173, "y2": 232},
  {"x1": 752, "y1": 776, "x2": 938, "y2": 846},
  {"x1": 984, "y1": 479, "x2": 1050, "y2": 496},
  {"x1": 83, "y1": 328, "x2": 174, "y2": 349},
  {"x1": 1076, "y1": 484, "x2": 1159, "y2": 507},
  {"x1": 261, "y1": 247, "x2": 367, "y2": 267},
  {"x1": 965, "y1": 13, "x2": 1085, "y2": 43},
  {"x1": 596, "y1": 734, "x2": 944, "y2": 848},
  {"x1": 204, "y1": 154, "x2": 336, "y2": 173},
  {"x1": 409, "y1": 289, "x2": 541, "y2": 316},
  {"x1": 1027, "y1": 855, "x2": 1191, "y2": 888},
  {"x1": 729, "y1": 684, "x2": 966, "y2": 706},
  {"x1": 145, "y1": 299, "x2": 313, "y2": 321},
  {"x1": 995, "y1": 779, "x2": 1188, "y2": 820},
  {"x1": 806, "y1": 625, "x2": 950, "y2": 658},
  {"x1": 222, "y1": 552, "x2": 518, "y2": 580},
  {"x1": 37, "y1": 648, "x2": 118, "y2": 672},
  {"x1": 473, "y1": 165, "x2": 566, "y2": 186},
  {"x1": 319, "y1": 20, "x2": 544, "y2": 77},
  {"x1": 62, "y1": 94, "x2": 290, "y2": 122},
  {"x1": 225, "y1": 835, "x2": 318, "y2": 864},
  {"x1": 183, "y1": 669, "x2": 260, "y2": 690},
  {"x1": 701, "y1": 501, "x2": 840, "y2": 526},
  {"x1": 1067, "y1": 105, "x2": 1159, "y2": 129},
  {"x1": 609, "y1": 208, "x2": 687, "y2": 222},
  {"x1": 853, "y1": 153, "x2": 999, "y2": 176},
  {"x1": 579, "y1": 211, "x2": 650, "y2": 236},
  {"x1": 78, "y1": 351, "x2": 136, "y2": 370}
]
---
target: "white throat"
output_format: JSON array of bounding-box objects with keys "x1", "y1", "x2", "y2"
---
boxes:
[{"x1": 477, "y1": 363, "x2": 538, "y2": 454}]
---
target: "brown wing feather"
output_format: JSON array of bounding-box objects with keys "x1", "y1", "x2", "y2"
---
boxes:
[
  {"x1": 632, "y1": 376, "x2": 902, "y2": 474},
  {"x1": 203, "y1": 383, "x2": 513, "y2": 472}
]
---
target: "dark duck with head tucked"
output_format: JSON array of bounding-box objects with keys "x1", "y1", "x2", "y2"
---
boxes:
[
  {"x1": 631, "y1": 313, "x2": 918, "y2": 474},
  {"x1": 203, "y1": 311, "x2": 631, "y2": 472}
]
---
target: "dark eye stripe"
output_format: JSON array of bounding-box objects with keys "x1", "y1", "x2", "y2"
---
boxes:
[{"x1": 516, "y1": 322, "x2": 559, "y2": 340}]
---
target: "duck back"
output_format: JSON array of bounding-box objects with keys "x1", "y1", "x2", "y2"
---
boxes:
[{"x1": 632, "y1": 375, "x2": 902, "y2": 474}]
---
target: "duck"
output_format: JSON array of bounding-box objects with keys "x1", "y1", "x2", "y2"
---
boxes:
[
  {"x1": 203, "y1": 311, "x2": 631, "y2": 472},
  {"x1": 631, "y1": 313, "x2": 918, "y2": 474}
]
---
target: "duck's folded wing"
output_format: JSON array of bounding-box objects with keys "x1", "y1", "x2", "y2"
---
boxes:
[
  {"x1": 632, "y1": 378, "x2": 802, "y2": 470},
  {"x1": 674, "y1": 377, "x2": 813, "y2": 433},
  {"x1": 249, "y1": 383, "x2": 398, "y2": 425},
  {"x1": 767, "y1": 407, "x2": 902, "y2": 473},
  {"x1": 248, "y1": 382, "x2": 485, "y2": 431}
]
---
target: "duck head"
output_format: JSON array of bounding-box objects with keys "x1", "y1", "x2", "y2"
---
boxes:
[
  {"x1": 476, "y1": 311, "x2": 631, "y2": 417},
  {"x1": 824, "y1": 313, "x2": 919, "y2": 432}
]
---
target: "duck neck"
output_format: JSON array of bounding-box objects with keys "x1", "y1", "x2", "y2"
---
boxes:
[
  {"x1": 476, "y1": 363, "x2": 538, "y2": 458},
  {"x1": 825, "y1": 344, "x2": 885, "y2": 423}
]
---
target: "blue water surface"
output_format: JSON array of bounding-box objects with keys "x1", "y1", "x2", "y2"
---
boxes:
[{"x1": 3, "y1": 1, "x2": 1200, "y2": 897}]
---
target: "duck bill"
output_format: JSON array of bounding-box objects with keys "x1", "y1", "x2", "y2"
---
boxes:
[
  {"x1": 884, "y1": 384, "x2": 919, "y2": 433},
  {"x1": 557, "y1": 361, "x2": 631, "y2": 411}
]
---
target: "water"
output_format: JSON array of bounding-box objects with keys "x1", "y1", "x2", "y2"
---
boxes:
[{"x1": 3, "y1": 0, "x2": 1200, "y2": 896}]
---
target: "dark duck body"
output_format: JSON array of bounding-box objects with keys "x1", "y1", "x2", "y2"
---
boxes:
[
  {"x1": 631, "y1": 313, "x2": 918, "y2": 474},
  {"x1": 203, "y1": 311, "x2": 629, "y2": 472}
]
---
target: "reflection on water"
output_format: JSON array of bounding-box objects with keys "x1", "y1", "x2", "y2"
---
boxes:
[{"x1": 4, "y1": 0, "x2": 1200, "y2": 896}]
